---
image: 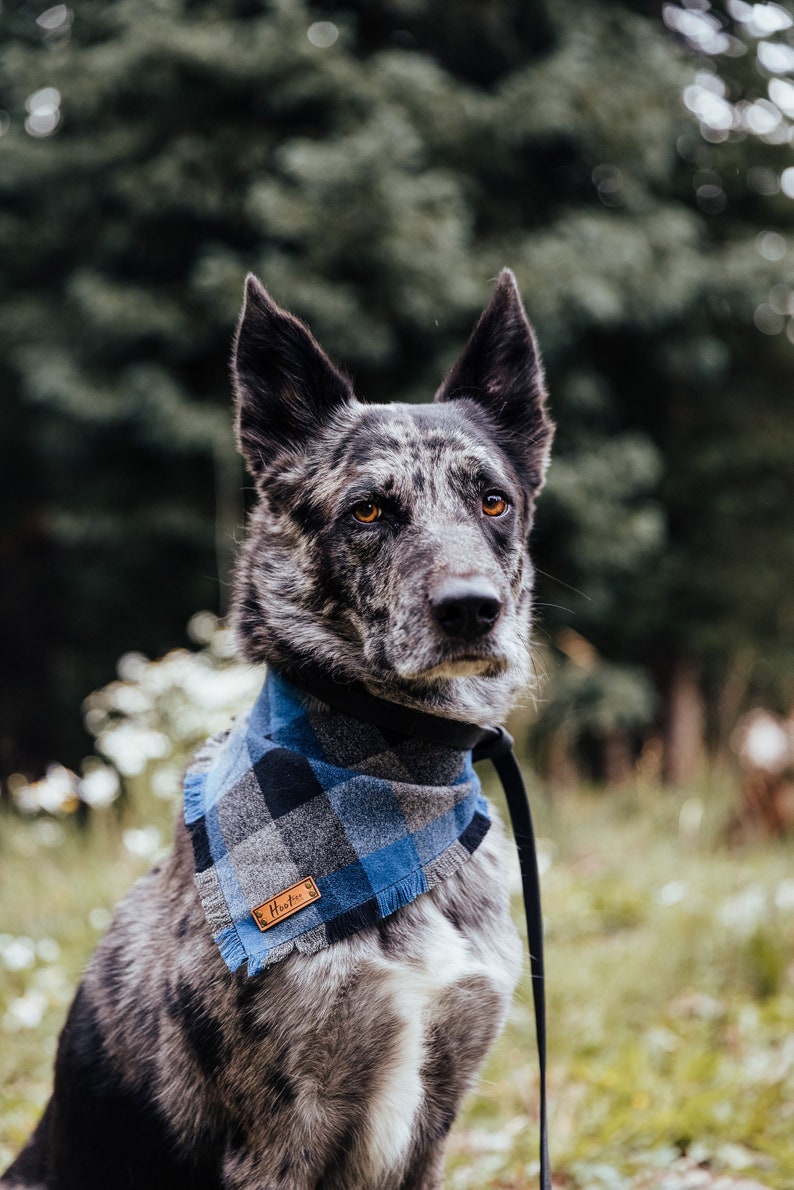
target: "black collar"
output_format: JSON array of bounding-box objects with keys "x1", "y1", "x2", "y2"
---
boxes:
[{"x1": 289, "y1": 668, "x2": 513, "y2": 757}]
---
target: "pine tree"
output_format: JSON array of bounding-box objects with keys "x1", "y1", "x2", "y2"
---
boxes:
[{"x1": 0, "y1": 0, "x2": 792, "y2": 779}]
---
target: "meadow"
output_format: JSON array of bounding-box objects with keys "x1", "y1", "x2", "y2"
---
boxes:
[{"x1": 2, "y1": 766, "x2": 792, "y2": 1189}]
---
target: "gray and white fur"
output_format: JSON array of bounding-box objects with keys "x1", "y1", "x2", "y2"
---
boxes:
[{"x1": 2, "y1": 269, "x2": 554, "y2": 1190}]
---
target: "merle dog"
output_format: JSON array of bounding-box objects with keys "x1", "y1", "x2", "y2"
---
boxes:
[{"x1": 2, "y1": 269, "x2": 553, "y2": 1190}]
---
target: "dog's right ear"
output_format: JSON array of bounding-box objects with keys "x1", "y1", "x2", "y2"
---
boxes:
[{"x1": 232, "y1": 274, "x2": 354, "y2": 482}]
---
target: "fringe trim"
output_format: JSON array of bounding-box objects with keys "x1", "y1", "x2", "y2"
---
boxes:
[
  {"x1": 424, "y1": 840, "x2": 469, "y2": 885},
  {"x1": 183, "y1": 768, "x2": 208, "y2": 826},
  {"x1": 216, "y1": 925, "x2": 246, "y2": 972},
  {"x1": 376, "y1": 867, "x2": 429, "y2": 919},
  {"x1": 195, "y1": 866, "x2": 232, "y2": 935},
  {"x1": 325, "y1": 899, "x2": 382, "y2": 945},
  {"x1": 183, "y1": 730, "x2": 226, "y2": 825},
  {"x1": 458, "y1": 808, "x2": 491, "y2": 856},
  {"x1": 245, "y1": 925, "x2": 328, "y2": 976}
]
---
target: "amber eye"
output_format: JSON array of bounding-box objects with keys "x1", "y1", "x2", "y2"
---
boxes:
[
  {"x1": 352, "y1": 500, "x2": 382, "y2": 524},
  {"x1": 482, "y1": 492, "x2": 509, "y2": 517}
]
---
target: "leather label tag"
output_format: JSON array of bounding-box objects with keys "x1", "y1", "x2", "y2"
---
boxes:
[{"x1": 252, "y1": 877, "x2": 321, "y2": 931}]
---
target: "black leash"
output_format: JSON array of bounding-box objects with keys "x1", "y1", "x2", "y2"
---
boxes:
[
  {"x1": 291, "y1": 673, "x2": 551, "y2": 1190},
  {"x1": 473, "y1": 726, "x2": 550, "y2": 1190}
]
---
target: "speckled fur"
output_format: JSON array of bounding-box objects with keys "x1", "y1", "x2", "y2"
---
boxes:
[{"x1": 2, "y1": 271, "x2": 553, "y2": 1190}]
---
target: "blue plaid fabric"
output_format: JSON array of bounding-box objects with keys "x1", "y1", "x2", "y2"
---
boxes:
[{"x1": 184, "y1": 670, "x2": 490, "y2": 975}]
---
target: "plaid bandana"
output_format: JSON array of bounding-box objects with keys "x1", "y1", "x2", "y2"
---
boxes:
[{"x1": 184, "y1": 670, "x2": 490, "y2": 975}]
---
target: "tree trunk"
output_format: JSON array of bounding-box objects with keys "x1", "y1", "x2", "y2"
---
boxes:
[
  {"x1": 662, "y1": 658, "x2": 705, "y2": 787},
  {"x1": 602, "y1": 729, "x2": 633, "y2": 785},
  {"x1": 546, "y1": 727, "x2": 580, "y2": 790}
]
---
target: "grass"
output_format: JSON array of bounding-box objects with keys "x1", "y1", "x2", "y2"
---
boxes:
[{"x1": 2, "y1": 774, "x2": 793, "y2": 1188}]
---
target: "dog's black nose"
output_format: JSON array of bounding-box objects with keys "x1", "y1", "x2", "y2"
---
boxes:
[{"x1": 430, "y1": 577, "x2": 502, "y2": 640}]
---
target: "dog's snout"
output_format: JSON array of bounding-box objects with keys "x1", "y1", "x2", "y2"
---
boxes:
[{"x1": 429, "y1": 577, "x2": 502, "y2": 641}]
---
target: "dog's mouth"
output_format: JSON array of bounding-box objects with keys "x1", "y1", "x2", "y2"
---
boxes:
[
  {"x1": 397, "y1": 646, "x2": 511, "y2": 682},
  {"x1": 428, "y1": 657, "x2": 509, "y2": 679}
]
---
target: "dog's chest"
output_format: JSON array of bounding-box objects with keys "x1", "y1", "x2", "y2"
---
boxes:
[
  {"x1": 363, "y1": 899, "x2": 502, "y2": 1175},
  {"x1": 236, "y1": 824, "x2": 523, "y2": 1185}
]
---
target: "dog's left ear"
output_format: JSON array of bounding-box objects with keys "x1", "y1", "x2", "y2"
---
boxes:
[
  {"x1": 232, "y1": 274, "x2": 355, "y2": 483},
  {"x1": 435, "y1": 269, "x2": 554, "y2": 490}
]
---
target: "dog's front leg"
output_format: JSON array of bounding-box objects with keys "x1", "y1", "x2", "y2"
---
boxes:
[
  {"x1": 220, "y1": 1141, "x2": 322, "y2": 1190},
  {"x1": 221, "y1": 1144, "x2": 292, "y2": 1190},
  {"x1": 221, "y1": 1142, "x2": 446, "y2": 1190},
  {"x1": 396, "y1": 1143, "x2": 446, "y2": 1190},
  {"x1": 219, "y1": 1146, "x2": 263, "y2": 1190}
]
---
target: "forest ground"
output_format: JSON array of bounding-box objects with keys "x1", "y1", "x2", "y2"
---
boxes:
[{"x1": 1, "y1": 775, "x2": 792, "y2": 1189}]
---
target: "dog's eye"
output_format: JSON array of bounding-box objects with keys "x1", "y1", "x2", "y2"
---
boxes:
[
  {"x1": 482, "y1": 492, "x2": 509, "y2": 517},
  {"x1": 352, "y1": 501, "x2": 382, "y2": 524}
]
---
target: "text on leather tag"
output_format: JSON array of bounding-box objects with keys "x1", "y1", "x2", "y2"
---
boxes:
[{"x1": 252, "y1": 877, "x2": 321, "y2": 931}]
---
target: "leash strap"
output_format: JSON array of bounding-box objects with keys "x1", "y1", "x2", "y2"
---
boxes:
[
  {"x1": 290, "y1": 673, "x2": 551, "y2": 1190},
  {"x1": 473, "y1": 727, "x2": 550, "y2": 1190}
]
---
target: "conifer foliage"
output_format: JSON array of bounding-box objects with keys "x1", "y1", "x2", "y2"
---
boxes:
[{"x1": 0, "y1": 0, "x2": 792, "y2": 777}]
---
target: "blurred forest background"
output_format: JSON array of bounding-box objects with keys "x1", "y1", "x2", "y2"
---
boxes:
[
  {"x1": 0, "y1": 0, "x2": 793, "y2": 794},
  {"x1": 2, "y1": 3, "x2": 794, "y2": 1186},
  {"x1": 0, "y1": 0, "x2": 793, "y2": 798}
]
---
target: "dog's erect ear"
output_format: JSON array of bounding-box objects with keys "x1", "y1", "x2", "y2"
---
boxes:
[
  {"x1": 232, "y1": 274, "x2": 354, "y2": 481},
  {"x1": 435, "y1": 269, "x2": 554, "y2": 489}
]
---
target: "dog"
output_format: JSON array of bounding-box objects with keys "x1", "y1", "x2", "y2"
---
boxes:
[{"x1": 2, "y1": 268, "x2": 554, "y2": 1190}]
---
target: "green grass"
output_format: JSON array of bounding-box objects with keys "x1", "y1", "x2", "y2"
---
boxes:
[
  {"x1": 2, "y1": 777, "x2": 793, "y2": 1188},
  {"x1": 448, "y1": 778, "x2": 794, "y2": 1188}
]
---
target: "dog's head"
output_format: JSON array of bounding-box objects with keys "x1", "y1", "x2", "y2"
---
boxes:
[{"x1": 231, "y1": 270, "x2": 554, "y2": 723}]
